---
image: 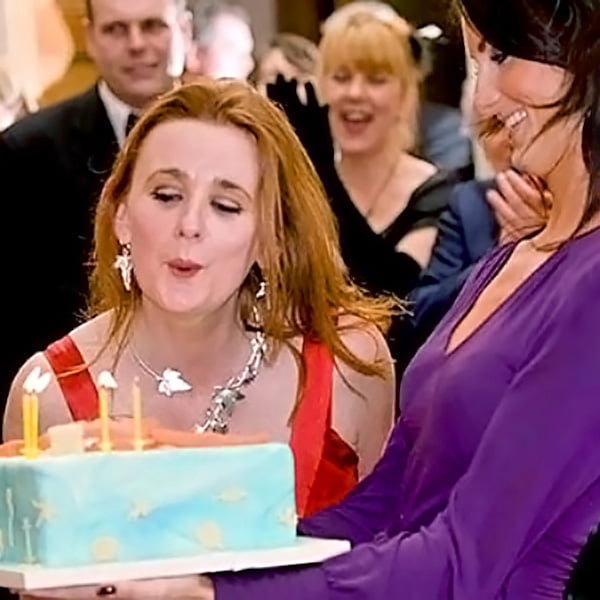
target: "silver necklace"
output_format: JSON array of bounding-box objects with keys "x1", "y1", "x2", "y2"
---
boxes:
[{"x1": 131, "y1": 330, "x2": 267, "y2": 434}]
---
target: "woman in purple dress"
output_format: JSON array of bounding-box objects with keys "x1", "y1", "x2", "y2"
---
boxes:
[{"x1": 30, "y1": 0, "x2": 600, "y2": 598}]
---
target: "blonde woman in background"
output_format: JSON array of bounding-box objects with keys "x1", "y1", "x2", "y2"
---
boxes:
[
  {"x1": 269, "y1": 3, "x2": 461, "y2": 301},
  {"x1": 266, "y1": 3, "x2": 462, "y2": 386}
]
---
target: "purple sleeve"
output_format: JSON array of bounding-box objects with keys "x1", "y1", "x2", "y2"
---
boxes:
[
  {"x1": 298, "y1": 419, "x2": 409, "y2": 544},
  {"x1": 213, "y1": 271, "x2": 600, "y2": 600}
]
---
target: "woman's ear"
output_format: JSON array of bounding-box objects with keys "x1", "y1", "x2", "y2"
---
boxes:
[{"x1": 113, "y1": 203, "x2": 131, "y2": 244}]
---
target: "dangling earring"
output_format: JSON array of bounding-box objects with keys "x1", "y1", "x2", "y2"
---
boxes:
[
  {"x1": 114, "y1": 242, "x2": 133, "y2": 292},
  {"x1": 333, "y1": 143, "x2": 342, "y2": 167},
  {"x1": 256, "y1": 281, "x2": 267, "y2": 300},
  {"x1": 251, "y1": 280, "x2": 268, "y2": 329}
]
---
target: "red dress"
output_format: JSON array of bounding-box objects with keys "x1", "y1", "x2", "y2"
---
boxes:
[{"x1": 44, "y1": 335, "x2": 358, "y2": 517}]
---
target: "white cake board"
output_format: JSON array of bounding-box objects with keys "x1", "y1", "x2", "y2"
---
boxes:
[{"x1": 0, "y1": 536, "x2": 350, "y2": 591}]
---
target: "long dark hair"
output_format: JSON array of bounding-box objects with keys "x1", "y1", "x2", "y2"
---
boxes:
[{"x1": 456, "y1": 0, "x2": 600, "y2": 228}]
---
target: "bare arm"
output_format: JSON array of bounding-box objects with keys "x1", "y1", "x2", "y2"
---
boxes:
[
  {"x1": 395, "y1": 225, "x2": 439, "y2": 269},
  {"x1": 332, "y1": 320, "x2": 395, "y2": 479}
]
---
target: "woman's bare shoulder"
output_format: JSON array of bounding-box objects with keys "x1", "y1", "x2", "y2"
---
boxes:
[
  {"x1": 403, "y1": 154, "x2": 438, "y2": 179},
  {"x1": 336, "y1": 314, "x2": 391, "y2": 365},
  {"x1": 68, "y1": 312, "x2": 114, "y2": 361}
]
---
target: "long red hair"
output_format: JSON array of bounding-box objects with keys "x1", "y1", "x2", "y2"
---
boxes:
[{"x1": 90, "y1": 78, "x2": 396, "y2": 378}]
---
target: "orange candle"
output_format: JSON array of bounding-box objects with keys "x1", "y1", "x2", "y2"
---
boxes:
[
  {"x1": 28, "y1": 393, "x2": 39, "y2": 458},
  {"x1": 22, "y1": 367, "x2": 49, "y2": 459},
  {"x1": 97, "y1": 371, "x2": 117, "y2": 452}
]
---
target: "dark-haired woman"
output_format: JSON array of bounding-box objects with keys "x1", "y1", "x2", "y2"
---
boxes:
[{"x1": 29, "y1": 0, "x2": 600, "y2": 597}]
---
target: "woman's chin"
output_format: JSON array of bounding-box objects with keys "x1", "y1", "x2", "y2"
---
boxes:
[
  {"x1": 510, "y1": 151, "x2": 542, "y2": 179},
  {"x1": 154, "y1": 295, "x2": 204, "y2": 316}
]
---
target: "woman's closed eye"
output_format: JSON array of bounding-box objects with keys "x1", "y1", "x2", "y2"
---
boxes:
[
  {"x1": 367, "y1": 73, "x2": 390, "y2": 85},
  {"x1": 211, "y1": 196, "x2": 242, "y2": 214},
  {"x1": 151, "y1": 187, "x2": 183, "y2": 203}
]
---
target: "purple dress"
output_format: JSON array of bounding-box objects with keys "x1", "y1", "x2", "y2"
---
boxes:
[{"x1": 213, "y1": 230, "x2": 600, "y2": 599}]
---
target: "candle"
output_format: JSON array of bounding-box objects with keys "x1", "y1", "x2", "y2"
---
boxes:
[
  {"x1": 98, "y1": 387, "x2": 112, "y2": 451},
  {"x1": 22, "y1": 367, "x2": 50, "y2": 459},
  {"x1": 132, "y1": 378, "x2": 144, "y2": 451},
  {"x1": 29, "y1": 394, "x2": 39, "y2": 458},
  {"x1": 97, "y1": 371, "x2": 118, "y2": 452},
  {"x1": 22, "y1": 393, "x2": 31, "y2": 455}
]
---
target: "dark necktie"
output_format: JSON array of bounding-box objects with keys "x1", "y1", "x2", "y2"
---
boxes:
[{"x1": 125, "y1": 113, "x2": 138, "y2": 136}]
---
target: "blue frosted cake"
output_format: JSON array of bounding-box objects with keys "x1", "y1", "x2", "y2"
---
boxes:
[{"x1": 0, "y1": 443, "x2": 296, "y2": 567}]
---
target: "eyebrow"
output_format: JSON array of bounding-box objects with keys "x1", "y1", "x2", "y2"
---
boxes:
[
  {"x1": 149, "y1": 168, "x2": 187, "y2": 181},
  {"x1": 214, "y1": 177, "x2": 252, "y2": 201},
  {"x1": 147, "y1": 169, "x2": 253, "y2": 200}
]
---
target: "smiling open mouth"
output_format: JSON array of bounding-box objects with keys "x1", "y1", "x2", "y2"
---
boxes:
[{"x1": 504, "y1": 109, "x2": 527, "y2": 129}]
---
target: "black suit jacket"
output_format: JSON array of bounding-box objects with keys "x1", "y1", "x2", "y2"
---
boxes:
[
  {"x1": 409, "y1": 179, "x2": 497, "y2": 334},
  {"x1": 0, "y1": 84, "x2": 118, "y2": 423}
]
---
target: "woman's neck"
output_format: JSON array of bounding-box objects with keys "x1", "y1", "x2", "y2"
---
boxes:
[
  {"x1": 533, "y1": 135, "x2": 596, "y2": 247},
  {"x1": 337, "y1": 143, "x2": 408, "y2": 216},
  {"x1": 337, "y1": 143, "x2": 403, "y2": 187},
  {"x1": 129, "y1": 303, "x2": 252, "y2": 389}
]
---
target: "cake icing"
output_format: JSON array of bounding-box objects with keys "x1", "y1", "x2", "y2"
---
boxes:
[{"x1": 0, "y1": 443, "x2": 296, "y2": 567}]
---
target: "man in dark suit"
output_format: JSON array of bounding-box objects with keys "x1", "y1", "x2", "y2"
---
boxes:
[{"x1": 0, "y1": 0, "x2": 190, "y2": 432}]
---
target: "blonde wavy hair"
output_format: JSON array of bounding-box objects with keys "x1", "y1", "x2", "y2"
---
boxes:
[
  {"x1": 89, "y1": 78, "x2": 396, "y2": 378},
  {"x1": 319, "y1": 5, "x2": 422, "y2": 151}
]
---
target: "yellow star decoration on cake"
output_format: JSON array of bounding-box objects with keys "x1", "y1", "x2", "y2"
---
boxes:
[
  {"x1": 217, "y1": 487, "x2": 248, "y2": 503},
  {"x1": 91, "y1": 536, "x2": 120, "y2": 562},
  {"x1": 32, "y1": 500, "x2": 56, "y2": 527},
  {"x1": 196, "y1": 522, "x2": 224, "y2": 550},
  {"x1": 277, "y1": 507, "x2": 298, "y2": 528},
  {"x1": 129, "y1": 500, "x2": 152, "y2": 520}
]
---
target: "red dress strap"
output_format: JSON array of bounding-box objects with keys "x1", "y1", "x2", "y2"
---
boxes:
[
  {"x1": 289, "y1": 337, "x2": 359, "y2": 517},
  {"x1": 289, "y1": 337, "x2": 333, "y2": 517},
  {"x1": 44, "y1": 335, "x2": 99, "y2": 421},
  {"x1": 303, "y1": 425, "x2": 358, "y2": 517}
]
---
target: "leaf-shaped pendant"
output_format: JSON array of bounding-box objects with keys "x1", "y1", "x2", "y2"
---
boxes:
[{"x1": 157, "y1": 368, "x2": 192, "y2": 397}]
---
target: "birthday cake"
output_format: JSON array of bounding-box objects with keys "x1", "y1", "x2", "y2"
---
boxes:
[{"x1": 0, "y1": 442, "x2": 297, "y2": 567}]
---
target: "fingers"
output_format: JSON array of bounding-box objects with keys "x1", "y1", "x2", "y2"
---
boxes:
[
  {"x1": 488, "y1": 170, "x2": 548, "y2": 242},
  {"x1": 0, "y1": 439, "x2": 23, "y2": 457},
  {"x1": 495, "y1": 171, "x2": 539, "y2": 218},
  {"x1": 304, "y1": 81, "x2": 319, "y2": 107},
  {"x1": 23, "y1": 584, "x2": 100, "y2": 599},
  {"x1": 266, "y1": 75, "x2": 297, "y2": 106},
  {"x1": 486, "y1": 187, "x2": 528, "y2": 243}
]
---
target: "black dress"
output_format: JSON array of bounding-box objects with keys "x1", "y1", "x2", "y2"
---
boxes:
[
  {"x1": 266, "y1": 76, "x2": 463, "y2": 373},
  {"x1": 331, "y1": 168, "x2": 459, "y2": 299}
]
